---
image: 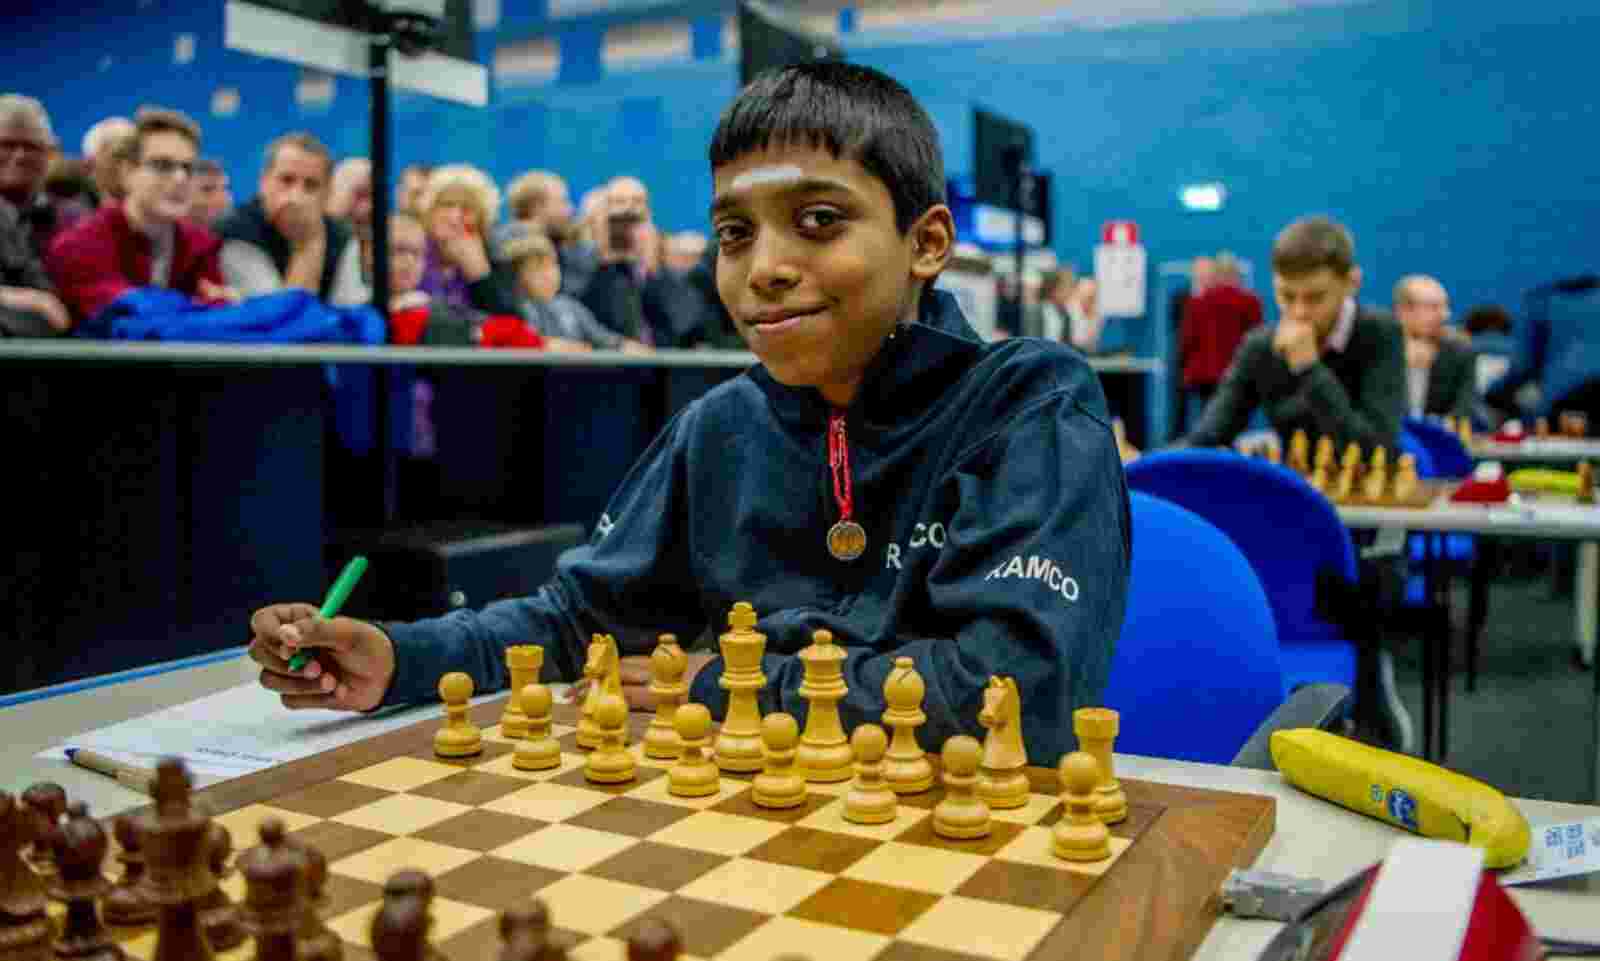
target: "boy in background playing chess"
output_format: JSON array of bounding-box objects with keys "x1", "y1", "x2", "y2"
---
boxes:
[{"x1": 245, "y1": 63, "x2": 1131, "y2": 764}]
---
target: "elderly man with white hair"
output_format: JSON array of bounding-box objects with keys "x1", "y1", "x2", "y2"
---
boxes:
[
  {"x1": 1395, "y1": 273, "x2": 1476, "y2": 419},
  {"x1": 0, "y1": 95, "x2": 74, "y2": 334},
  {"x1": 82, "y1": 115, "x2": 134, "y2": 206}
]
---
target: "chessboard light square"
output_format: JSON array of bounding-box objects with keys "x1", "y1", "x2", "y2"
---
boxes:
[
  {"x1": 491, "y1": 822, "x2": 639, "y2": 872},
  {"x1": 473, "y1": 748, "x2": 585, "y2": 782},
  {"x1": 718, "y1": 916, "x2": 889, "y2": 961},
  {"x1": 989, "y1": 792, "x2": 1061, "y2": 825},
  {"x1": 895, "y1": 895, "x2": 1061, "y2": 961},
  {"x1": 330, "y1": 836, "x2": 481, "y2": 884},
  {"x1": 647, "y1": 810, "x2": 787, "y2": 857},
  {"x1": 624, "y1": 774, "x2": 749, "y2": 810},
  {"x1": 533, "y1": 874, "x2": 670, "y2": 935},
  {"x1": 628, "y1": 742, "x2": 678, "y2": 769},
  {"x1": 482, "y1": 781, "x2": 612, "y2": 821},
  {"x1": 993, "y1": 826, "x2": 1130, "y2": 874},
  {"x1": 677, "y1": 857, "x2": 834, "y2": 915},
  {"x1": 568, "y1": 936, "x2": 625, "y2": 961},
  {"x1": 841, "y1": 842, "x2": 988, "y2": 895},
  {"x1": 213, "y1": 803, "x2": 322, "y2": 840},
  {"x1": 795, "y1": 798, "x2": 928, "y2": 841},
  {"x1": 332, "y1": 793, "x2": 474, "y2": 836},
  {"x1": 339, "y1": 756, "x2": 463, "y2": 792},
  {"x1": 327, "y1": 895, "x2": 493, "y2": 948}
]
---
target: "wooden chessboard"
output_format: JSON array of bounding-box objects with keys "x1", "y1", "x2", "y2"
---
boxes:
[
  {"x1": 104, "y1": 699, "x2": 1276, "y2": 961},
  {"x1": 1320, "y1": 480, "x2": 1442, "y2": 509}
]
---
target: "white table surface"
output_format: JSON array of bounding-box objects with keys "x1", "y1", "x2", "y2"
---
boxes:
[
  {"x1": 1474, "y1": 438, "x2": 1600, "y2": 463},
  {"x1": 2, "y1": 654, "x2": 1595, "y2": 959}
]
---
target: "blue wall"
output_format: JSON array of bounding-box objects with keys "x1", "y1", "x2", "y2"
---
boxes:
[{"x1": 15, "y1": 0, "x2": 1599, "y2": 318}]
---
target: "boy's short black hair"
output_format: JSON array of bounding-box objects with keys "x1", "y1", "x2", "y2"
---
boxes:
[{"x1": 709, "y1": 62, "x2": 945, "y2": 234}]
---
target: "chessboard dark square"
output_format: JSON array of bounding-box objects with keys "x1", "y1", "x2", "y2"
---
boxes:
[
  {"x1": 745, "y1": 826, "x2": 881, "y2": 874},
  {"x1": 288, "y1": 821, "x2": 394, "y2": 862},
  {"x1": 319, "y1": 873, "x2": 386, "y2": 919},
  {"x1": 410, "y1": 770, "x2": 535, "y2": 807},
  {"x1": 873, "y1": 941, "x2": 992, "y2": 961},
  {"x1": 614, "y1": 895, "x2": 771, "y2": 958},
  {"x1": 441, "y1": 916, "x2": 586, "y2": 961},
  {"x1": 583, "y1": 840, "x2": 731, "y2": 891},
  {"x1": 955, "y1": 858, "x2": 1097, "y2": 914},
  {"x1": 709, "y1": 789, "x2": 832, "y2": 823},
  {"x1": 411, "y1": 809, "x2": 546, "y2": 852},
  {"x1": 433, "y1": 855, "x2": 568, "y2": 913},
  {"x1": 271, "y1": 779, "x2": 394, "y2": 818},
  {"x1": 786, "y1": 877, "x2": 941, "y2": 936},
  {"x1": 549, "y1": 763, "x2": 666, "y2": 795},
  {"x1": 564, "y1": 796, "x2": 695, "y2": 837},
  {"x1": 892, "y1": 816, "x2": 1026, "y2": 856},
  {"x1": 1037, "y1": 801, "x2": 1161, "y2": 841},
  {"x1": 402, "y1": 740, "x2": 515, "y2": 768}
]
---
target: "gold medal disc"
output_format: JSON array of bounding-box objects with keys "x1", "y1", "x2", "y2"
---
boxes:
[{"x1": 827, "y1": 521, "x2": 867, "y2": 561}]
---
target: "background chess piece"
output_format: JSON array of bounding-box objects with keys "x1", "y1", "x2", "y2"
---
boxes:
[
  {"x1": 751, "y1": 713, "x2": 806, "y2": 810},
  {"x1": 283, "y1": 838, "x2": 340, "y2": 961},
  {"x1": 0, "y1": 790, "x2": 53, "y2": 961},
  {"x1": 1287, "y1": 429, "x2": 1310, "y2": 474},
  {"x1": 513, "y1": 684, "x2": 562, "y2": 771},
  {"x1": 626, "y1": 919, "x2": 681, "y2": 961},
  {"x1": 102, "y1": 816, "x2": 156, "y2": 926},
  {"x1": 667, "y1": 704, "x2": 719, "y2": 797},
  {"x1": 198, "y1": 822, "x2": 245, "y2": 951},
  {"x1": 880, "y1": 658, "x2": 933, "y2": 795},
  {"x1": 1071, "y1": 707, "x2": 1127, "y2": 824},
  {"x1": 236, "y1": 819, "x2": 306, "y2": 961},
  {"x1": 795, "y1": 630, "x2": 853, "y2": 783},
  {"x1": 1392, "y1": 454, "x2": 1422, "y2": 503},
  {"x1": 48, "y1": 803, "x2": 126, "y2": 961},
  {"x1": 1051, "y1": 752, "x2": 1111, "y2": 862},
  {"x1": 1362, "y1": 446, "x2": 1389, "y2": 502},
  {"x1": 584, "y1": 694, "x2": 637, "y2": 784},
  {"x1": 644, "y1": 635, "x2": 687, "y2": 760},
  {"x1": 975, "y1": 677, "x2": 1028, "y2": 809},
  {"x1": 1536, "y1": 417, "x2": 1550, "y2": 438},
  {"x1": 140, "y1": 759, "x2": 220, "y2": 961},
  {"x1": 369, "y1": 896, "x2": 427, "y2": 961},
  {"x1": 20, "y1": 783, "x2": 66, "y2": 882},
  {"x1": 497, "y1": 901, "x2": 548, "y2": 961},
  {"x1": 713, "y1": 604, "x2": 766, "y2": 773},
  {"x1": 843, "y1": 725, "x2": 896, "y2": 825},
  {"x1": 433, "y1": 673, "x2": 482, "y2": 758},
  {"x1": 933, "y1": 736, "x2": 990, "y2": 839},
  {"x1": 1578, "y1": 461, "x2": 1595, "y2": 505},
  {"x1": 379, "y1": 873, "x2": 444, "y2": 961},
  {"x1": 500, "y1": 646, "x2": 544, "y2": 739},
  {"x1": 577, "y1": 635, "x2": 622, "y2": 750}
]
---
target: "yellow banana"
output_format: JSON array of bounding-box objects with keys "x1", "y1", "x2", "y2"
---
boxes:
[
  {"x1": 1270, "y1": 729, "x2": 1530, "y2": 869},
  {"x1": 1507, "y1": 467, "x2": 1579, "y2": 494}
]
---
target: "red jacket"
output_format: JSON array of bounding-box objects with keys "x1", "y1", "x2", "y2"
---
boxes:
[
  {"x1": 1181, "y1": 282, "x2": 1263, "y2": 388},
  {"x1": 46, "y1": 204, "x2": 224, "y2": 325}
]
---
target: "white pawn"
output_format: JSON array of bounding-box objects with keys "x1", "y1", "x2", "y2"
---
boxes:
[
  {"x1": 668, "y1": 704, "x2": 719, "y2": 798},
  {"x1": 585, "y1": 694, "x2": 636, "y2": 784},
  {"x1": 513, "y1": 683, "x2": 562, "y2": 770},
  {"x1": 433, "y1": 673, "x2": 481, "y2": 758},
  {"x1": 843, "y1": 724, "x2": 897, "y2": 825},
  {"x1": 933, "y1": 736, "x2": 990, "y2": 839},
  {"x1": 752, "y1": 714, "x2": 806, "y2": 809},
  {"x1": 1052, "y1": 752, "x2": 1111, "y2": 862}
]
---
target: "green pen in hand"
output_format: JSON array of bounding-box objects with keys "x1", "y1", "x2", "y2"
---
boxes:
[{"x1": 288, "y1": 555, "x2": 369, "y2": 673}]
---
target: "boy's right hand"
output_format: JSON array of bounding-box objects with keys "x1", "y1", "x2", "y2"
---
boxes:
[{"x1": 249, "y1": 604, "x2": 395, "y2": 712}]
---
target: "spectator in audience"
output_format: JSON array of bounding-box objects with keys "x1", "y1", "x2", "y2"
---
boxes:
[
  {"x1": 81, "y1": 116, "x2": 134, "y2": 206},
  {"x1": 216, "y1": 132, "x2": 366, "y2": 306},
  {"x1": 1, "y1": 193, "x2": 70, "y2": 335},
  {"x1": 189, "y1": 158, "x2": 232, "y2": 226},
  {"x1": 385, "y1": 212, "x2": 475, "y2": 346},
  {"x1": 1180, "y1": 251, "x2": 1263, "y2": 430},
  {"x1": 47, "y1": 108, "x2": 234, "y2": 325},
  {"x1": 327, "y1": 157, "x2": 374, "y2": 275},
  {"x1": 415, "y1": 163, "x2": 520, "y2": 317},
  {"x1": 1394, "y1": 274, "x2": 1475, "y2": 419},
  {"x1": 580, "y1": 175, "x2": 707, "y2": 346},
  {"x1": 1033, "y1": 268, "x2": 1075, "y2": 343},
  {"x1": 499, "y1": 169, "x2": 596, "y2": 297},
  {"x1": 663, "y1": 231, "x2": 708, "y2": 274},
  {"x1": 1171, "y1": 215, "x2": 1403, "y2": 454},
  {"x1": 1486, "y1": 275, "x2": 1600, "y2": 425},
  {"x1": 44, "y1": 155, "x2": 98, "y2": 210},
  {"x1": 0, "y1": 95, "x2": 87, "y2": 259},
  {"x1": 502, "y1": 231, "x2": 649, "y2": 353},
  {"x1": 1066, "y1": 275, "x2": 1103, "y2": 354},
  {"x1": 395, "y1": 164, "x2": 431, "y2": 215}
]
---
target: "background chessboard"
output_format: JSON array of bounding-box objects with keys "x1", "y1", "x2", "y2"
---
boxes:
[{"x1": 102, "y1": 699, "x2": 1276, "y2": 961}]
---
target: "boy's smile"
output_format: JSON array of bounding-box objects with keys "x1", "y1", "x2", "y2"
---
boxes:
[{"x1": 712, "y1": 145, "x2": 949, "y2": 408}]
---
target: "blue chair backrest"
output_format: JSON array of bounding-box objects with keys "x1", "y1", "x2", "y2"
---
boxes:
[
  {"x1": 1104, "y1": 493, "x2": 1286, "y2": 764},
  {"x1": 1402, "y1": 417, "x2": 1473, "y2": 477},
  {"x1": 1397, "y1": 428, "x2": 1439, "y2": 478},
  {"x1": 1124, "y1": 449, "x2": 1358, "y2": 645}
]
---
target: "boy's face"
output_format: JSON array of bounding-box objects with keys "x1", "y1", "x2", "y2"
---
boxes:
[
  {"x1": 388, "y1": 219, "x2": 427, "y2": 296},
  {"x1": 712, "y1": 145, "x2": 949, "y2": 408},
  {"x1": 519, "y1": 254, "x2": 561, "y2": 302}
]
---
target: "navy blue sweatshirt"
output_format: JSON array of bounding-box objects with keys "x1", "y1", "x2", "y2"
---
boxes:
[{"x1": 380, "y1": 290, "x2": 1131, "y2": 763}]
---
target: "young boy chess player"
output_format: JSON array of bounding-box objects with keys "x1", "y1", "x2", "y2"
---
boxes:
[{"x1": 247, "y1": 63, "x2": 1131, "y2": 764}]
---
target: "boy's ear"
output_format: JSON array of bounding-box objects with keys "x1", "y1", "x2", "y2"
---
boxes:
[{"x1": 908, "y1": 205, "x2": 955, "y2": 282}]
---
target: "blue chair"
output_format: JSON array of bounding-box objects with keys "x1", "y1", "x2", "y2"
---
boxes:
[
  {"x1": 1124, "y1": 450, "x2": 1361, "y2": 694},
  {"x1": 1104, "y1": 493, "x2": 1287, "y2": 764},
  {"x1": 1402, "y1": 417, "x2": 1474, "y2": 478}
]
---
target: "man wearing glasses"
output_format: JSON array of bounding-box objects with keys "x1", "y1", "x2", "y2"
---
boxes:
[
  {"x1": 0, "y1": 96, "x2": 74, "y2": 336},
  {"x1": 47, "y1": 108, "x2": 237, "y2": 327}
]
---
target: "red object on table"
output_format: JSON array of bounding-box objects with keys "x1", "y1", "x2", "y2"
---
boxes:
[
  {"x1": 1450, "y1": 477, "x2": 1512, "y2": 503},
  {"x1": 1326, "y1": 866, "x2": 1542, "y2": 961}
]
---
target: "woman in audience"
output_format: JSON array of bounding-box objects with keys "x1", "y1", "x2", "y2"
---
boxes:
[{"x1": 416, "y1": 163, "x2": 519, "y2": 317}]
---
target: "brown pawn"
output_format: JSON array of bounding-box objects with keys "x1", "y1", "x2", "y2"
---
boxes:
[
  {"x1": 236, "y1": 819, "x2": 306, "y2": 961},
  {"x1": 1578, "y1": 461, "x2": 1595, "y2": 505},
  {"x1": 21, "y1": 783, "x2": 67, "y2": 880},
  {"x1": 1, "y1": 791, "x2": 56, "y2": 961},
  {"x1": 626, "y1": 919, "x2": 681, "y2": 961},
  {"x1": 48, "y1": 803, "x2": 125, "y2": 961},
  {"x1": 496, "y1": 901, "x2": 548, "y2": 961},
  {"x1": 141, "y1": 759, "x2": 219, "y2": 961},
  {"x1": 101, "y1": 816, "x2": 156, "y2": 926},
  {"x1": 283, "y1": 840, "x2": 339, "y2": 961},
  {"x1": 198, "y1": 823, "x2": 245, "y2": 951},
  {"x1": 378, "y1": 873, "x2": 445, "y2": 961}
]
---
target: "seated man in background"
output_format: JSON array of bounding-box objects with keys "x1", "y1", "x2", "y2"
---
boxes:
[
  {"x1": 215, "y1": 132, "x2": 366, "y2": 305},
  {"x1": 1180, "y1": 251, "x2": 1262, "y2": 429},
  {"x1": 1177, "y1": 215, "x2": 1403, "y2": 455},
  {"x1": 0, "y1": 194, "x2": 69, "y2": 335},
  {"x1": 326, "y1": 157, "x2": 373, "y2": 277},
  {"x1": 0, "y1": 95, "x2": 87, "y2": 259},
  {"x1": 502, "y1": 230, "x2": 649, "y2": 353},
  {"x1": 47, "y1": 108, "x2": 234, "y2": 325},
  {"x1": 579, "y1": 175, "x2": 710, "y2": 347},
  {"x1": 188, "y1": 158, "x2": 232, "y2": 227},
  {"x1": 1486, "y1": 274, "x2": 1600, "y2": 426},
  {"x1": 1394, "y1": 274, "x2": 1476, "y2": 420}
]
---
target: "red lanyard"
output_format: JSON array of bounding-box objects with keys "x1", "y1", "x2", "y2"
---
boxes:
[{"x1": 828, "y1": 411, "x2": 854, "y2": 524}]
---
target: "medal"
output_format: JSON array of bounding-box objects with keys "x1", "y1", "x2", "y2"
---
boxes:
[{"x1": 826, "y1": 413, "x2": 866, "y2": 561}]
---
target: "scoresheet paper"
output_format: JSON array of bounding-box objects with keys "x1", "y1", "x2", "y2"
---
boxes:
[
  {"x1": 1500, "y1": 817, "x2": 1600, "y2": 885},
  {"x1": 37, "y1": 680, "x2": 572, "y2": 784}
]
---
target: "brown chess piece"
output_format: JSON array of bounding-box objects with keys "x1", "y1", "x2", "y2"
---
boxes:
[
  {"x1": 378, "y1": 873, "x2": 445, "y2": 961},
  {"x1": 50, "y1": 803, "x2": 128, "y2": 961},
  {"x1": 1, "y1": 791, "x2": 56, "y2": 961},
  {"x1": 1579, "y1": 461, "x2": 1596, "y2": 505},
  {"x1": 198, "y1": 823, "x2": 245, "y2": 951},
  {"x1": 496, "y1": 901, "x2": 548, "y2": 961},
  {"x1": 236, "y1": 819, "x2": 306, "y2": 961},
  {"x1": 140, "y1": 759, "x2": 219, "y2": 961},
  {"x1": 101, "y1": 816, "x2": 156, "y2": 926},
  {"x1": 20, "y1": 784, "x2": 67, "y2": 881},
  {"x1": 283, "y1": 840, "x2": 339, "y2": 961},
  {"x1": 626, "y1": 919, "x2": 681, "y2": 961}
]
